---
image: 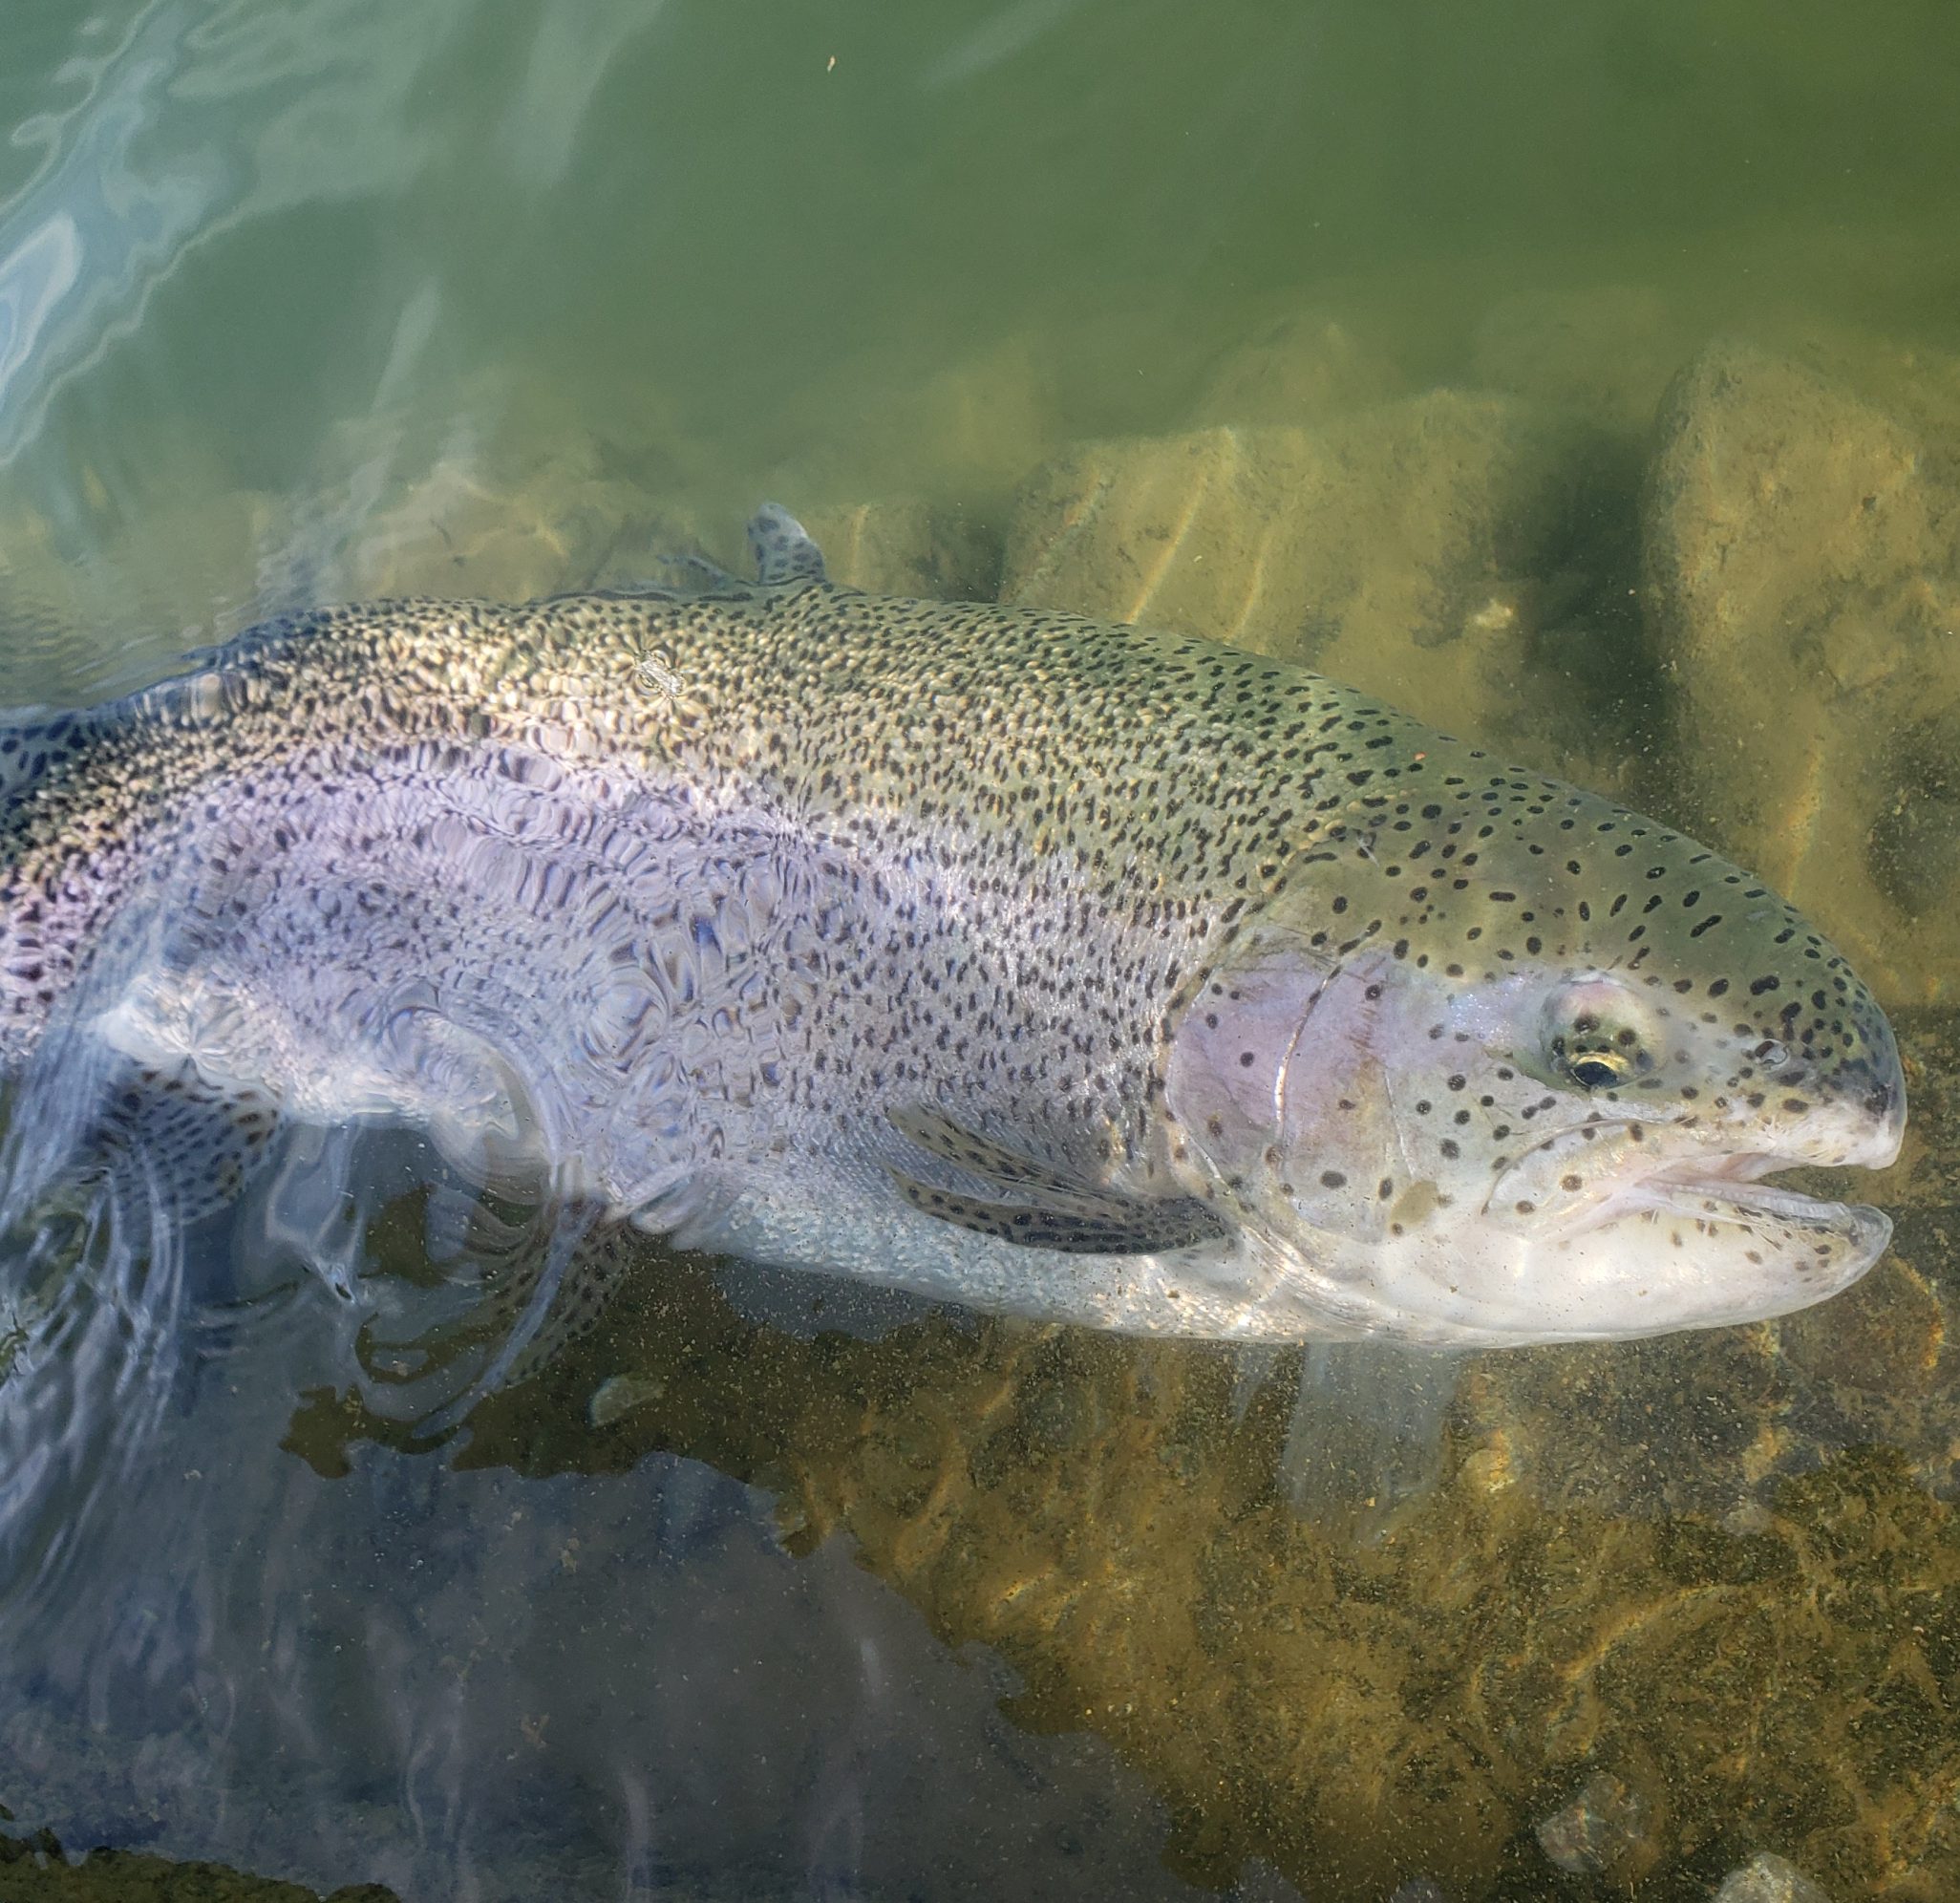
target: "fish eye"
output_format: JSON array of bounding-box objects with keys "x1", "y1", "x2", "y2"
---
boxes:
[
  {"x1": 1560, "y1": 1049, "x2": 1630, "y2": 1090},
  {"x1": 1531, "y1": 977, "x2": 1660, "y2": 1096},
  {"x1": 1546, "y1": 1025, "x2": 1646, "y2": 1093}
]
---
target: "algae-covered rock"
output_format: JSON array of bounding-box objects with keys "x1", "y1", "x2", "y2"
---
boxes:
[
  {"x1": 1003, "y1": 420, "x2": 1310, "y2": 648},
  {"x1": 799, "y1": 496, "x2": 1002, "y2": 600},
  {"x1": 1715, "y1": 1850, "x2": 1834, "y2": 1902},
  {"x1": 1186, "y1": 307, "x2": 1404, "y2": 429},
  {"x1": 0, "y1": 1823, "x2": 397, "y2": 1900},
  {"x1": 771, "y1": 331, "x2": 1062, "y2": 518},
  {"x1": 1000, "y1": 393, "x2": 1649, "y2": 788},
  {"x1": 1469, "y1": 283, "x2": 1692, "y2": 437},
  {"x1": 1739, "y1": 314, "x2": 1960, "y2": 494},
  {"x1": 1641, "y1": 339, "x2": 1960, "y2": 1005},
  {"x1": 345, "y1": 442, "x2": 660, "y2": 605}
]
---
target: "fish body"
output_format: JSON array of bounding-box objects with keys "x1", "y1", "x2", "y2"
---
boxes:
[{"x1": 0, "y1": 508, "x2": 1906, "y2": 1349}]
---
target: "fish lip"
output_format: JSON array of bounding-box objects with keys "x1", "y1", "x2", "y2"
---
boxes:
[
  {"x1": 1496, "y1": 1123, "x2": 1889, "y2": 1238},
  {"x1": 1628, "y1": 1151, "x2": 1872, "y2": 1230}
]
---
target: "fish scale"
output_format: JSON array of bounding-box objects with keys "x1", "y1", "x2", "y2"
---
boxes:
[{"x1": 0, "y1": 505, "x2": 1907, "y2": 1357}]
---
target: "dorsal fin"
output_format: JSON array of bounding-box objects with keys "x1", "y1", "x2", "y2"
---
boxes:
[{"x1": 746, "y1": 503, "x2": 828, "y2": 585}]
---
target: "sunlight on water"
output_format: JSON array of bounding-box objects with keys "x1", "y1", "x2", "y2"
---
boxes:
[{"x1": 1, "y1": 4, "x2": 1959, "y2": 1900}]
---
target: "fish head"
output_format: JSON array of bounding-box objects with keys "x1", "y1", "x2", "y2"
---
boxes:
[{"x1": 1162, "y1": 782, "x2": 1906, "y2": 1349}]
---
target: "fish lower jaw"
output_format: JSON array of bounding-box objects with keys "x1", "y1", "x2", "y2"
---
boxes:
[
  {"x1": 1599, "y1": 1167, "x2": 1895, "y2": 1306},
  {"x1": 1624, "y1": 1152, "x2": 1878, "y2": 1233},
  {"x1": 1224, "y1": 1179, "x2": 1894, "y2": 1347}
]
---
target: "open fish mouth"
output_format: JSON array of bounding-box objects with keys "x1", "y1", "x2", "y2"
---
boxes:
[
  {"x1": 1630, "y1": 1154, "x2": 1873, "y2": 1229},
  {"x1": 1489, "y1": 1123, "x2": 1892, "y2": 1261}
]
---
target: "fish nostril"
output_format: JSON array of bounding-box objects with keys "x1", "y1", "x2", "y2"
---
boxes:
[{"x1": 1863, "y1": 1079, "x2": 1896, "y2": 1123}]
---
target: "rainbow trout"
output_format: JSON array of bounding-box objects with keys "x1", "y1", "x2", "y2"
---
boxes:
[{"x1": 0, "y1": 506, "x2": 1905, "y2": 1351}]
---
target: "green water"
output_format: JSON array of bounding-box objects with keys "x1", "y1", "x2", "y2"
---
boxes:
[
  {"x1": 3, "y1": 4, "x2": 1960, "y2": 1900},
  {"x1": 5, "y1": 0, "x2": 1958, "y2": 688}
]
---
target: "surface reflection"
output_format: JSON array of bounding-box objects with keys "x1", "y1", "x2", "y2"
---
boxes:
[{"x1": 0, "y1": 1227, "x2": 1215, "y2": 1900}]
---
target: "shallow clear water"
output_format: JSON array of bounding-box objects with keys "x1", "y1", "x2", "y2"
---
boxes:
[{"x1": 3, "y1": 4, "x2": 1960, "y2": 1899}]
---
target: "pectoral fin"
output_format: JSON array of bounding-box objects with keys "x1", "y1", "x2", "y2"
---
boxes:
[
  {"x1": 887, "y1": 1104, "x2": 1109, "y2": 1197},
  {"x1": 884, "y1": 1104, "x2": 1228, "y2": 1255}
]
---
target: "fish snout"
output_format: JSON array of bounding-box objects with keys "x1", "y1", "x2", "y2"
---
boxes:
[{"x1": 1824, "y1": 1012, "x2": 1907, "y2": 1169}]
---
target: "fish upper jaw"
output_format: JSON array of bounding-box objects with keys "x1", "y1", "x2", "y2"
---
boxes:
[
  {"x1": 1486, "y1": 1102, "x2": 1900, "y2": 1238},
  {"x1": 1833, "y1": 1067, "x2": 1908, "y2": 1170},
  {"x1": 1709, "y1": 1037, "x2": 1908, "y2": 1177}
]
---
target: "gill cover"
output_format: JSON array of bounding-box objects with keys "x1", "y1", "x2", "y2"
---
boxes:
[{"x1": 1162, "y1": 930, "x2": 1396, "y2": 1239}]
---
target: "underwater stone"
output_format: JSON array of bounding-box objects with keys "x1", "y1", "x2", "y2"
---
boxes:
[
  {"x1": 1469, "y1": 282, "x2": 1690, "y2": 436},
  {"x1": 1185, "y1": 305, "x2": 1403, "y2": 429},
  {"x1": 1223, "y1": 1853, "x2": 1310, "y2": 1901},
  {"x1": 1534, "y1": 1769, "x2": 1653, "y2": 1875},
  {"x1": 1643, "y1": 337, "x2": 1960, "y2": 1005},
  {"x1": 1001, "y1": 395, "x2": 1637, "y2": 779},
  {"x1": 800, "y1": 497, "x2": 1002, "y2": 601},
  {"x1": 350, "y1": 443, "x2": 657, "y2": 605},
  {"x1": 1712, "y1": 1850, "x2": 1833, "y2": 1902}
]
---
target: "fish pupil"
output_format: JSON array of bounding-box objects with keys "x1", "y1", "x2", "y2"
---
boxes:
[{"x1": 1547, "y1": 1035, "x2": 1634, "y2": 1091}]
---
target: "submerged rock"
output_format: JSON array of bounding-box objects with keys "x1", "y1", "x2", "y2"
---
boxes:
[
  {"x1": 1186, "y1": 306, "x2": 1404, "y2": 429},
  {"x1": 1469, "y1": 282, "x2": 1692, "y2": 436},
  {"x1": 0, "y1": 1824, "x2": 399, "y2": 1900},
  {"x1": 347, "y1": 439, "x2": 660, "y2": 605},
  {"x1": 799, "y1": 496, "x2": 1002, "y2": 600},
  {"x1": 1385, "y1": 1880, "x2": 1453, "y2": 1903},
  {"x1": 1642, "y1": 338, "x2": 1960, "y2": 1005},
  {"x1": 1713, "y1": 1850, "x2": 1833, "y2": 1902},
  {"x1": 1001, "y1": 393, "x2": 1647, "y2": 783},
  {"x1": 772, "y1": 331, "x2": 1062, "y2": 516},
  {"x1": 1533, "y1": 1769, "x2": 1655, "y2": 1876}
]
